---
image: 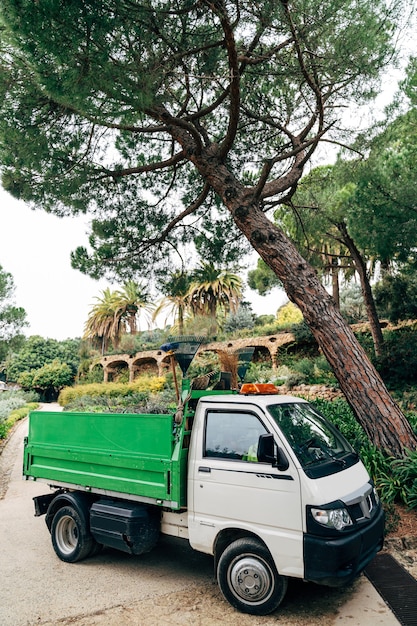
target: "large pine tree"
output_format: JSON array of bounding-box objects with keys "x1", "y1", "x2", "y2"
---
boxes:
[{"x1": 0, "y1": 0, "x2": 415, "y2": 455}]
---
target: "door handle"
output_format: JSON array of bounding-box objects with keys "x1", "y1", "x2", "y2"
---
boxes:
[{"x1": 198, "y1": 466, "x2": 211, "y2": 473}]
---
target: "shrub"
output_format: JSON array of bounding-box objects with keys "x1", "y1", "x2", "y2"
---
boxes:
[
  {"x1": 244, "y1": 362, "x2": 276, "y2": 384},
  {"x1": 59, "y1": 376, "x2": 167, "y2": 407},
  {"x1": 0, "y1": 395, "x2": 27, "y2": 420},
  {"x1": 223, "y1": 307, "x2": 255, "y2": 334},
  {"x1": 63, "y1": 389, "x2": 177, "y2": 414},
  {"x1": 373, "y1": 328, "x2": 417, "y2": 388},
  {"x1": 0, "y1": 402, "x2": 38, "y2": 439},
  {"x1": 286, "y1": 356, "x2": 336, "y2": 386}
]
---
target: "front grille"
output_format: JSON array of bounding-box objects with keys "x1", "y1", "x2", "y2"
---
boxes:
[{"x1": 346, "y1": 487, "x2": 378, "y2": 523}]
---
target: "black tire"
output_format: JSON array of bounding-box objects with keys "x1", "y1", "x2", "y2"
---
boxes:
[
  {"x1": 88, "y1": 540, "x2": 103, "y2": 557},
  {"x1": 217, "y1": 537, "x2": 288, "y2": 615},
  {"x1": 51, "y1": 505, "x2": 94, "y2": 563}
]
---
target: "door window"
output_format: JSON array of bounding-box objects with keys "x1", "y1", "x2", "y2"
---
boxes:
[{"x1": 204, "y1": 410, "x2": 268, "y2": 462}]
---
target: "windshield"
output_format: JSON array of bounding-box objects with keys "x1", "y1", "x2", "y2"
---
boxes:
[{"x1": 267, "y1": 402, "x2": 358, "y2": 478}]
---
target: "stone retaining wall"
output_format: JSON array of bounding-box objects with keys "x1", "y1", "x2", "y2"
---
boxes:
[{"x1": 278, "y1": 384, "x2": 345, "y2": 401}]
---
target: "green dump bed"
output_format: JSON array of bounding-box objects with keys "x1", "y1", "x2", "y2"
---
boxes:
[{"x1": 23, "y1": 410, "x2": 187, "y2": 510}]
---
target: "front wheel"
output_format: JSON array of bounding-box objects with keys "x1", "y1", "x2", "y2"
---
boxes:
[
  {"x1": 51, "y1": 506, "x2": 94, "y2": 563},
  {"x1": 217, "y1": 538, "x2": 288, "y2": 615}
]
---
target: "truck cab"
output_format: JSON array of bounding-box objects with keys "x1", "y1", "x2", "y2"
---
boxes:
[{"x1": 185, "y1": 385, "x2": 384, "y2": 613}]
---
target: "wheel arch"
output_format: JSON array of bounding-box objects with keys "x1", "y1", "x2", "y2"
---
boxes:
[
  {"x1": 45, "y1": 490, "x2": 95, "y2": 532},
  {"x1": 213, "y1": 528, "x2": 271, "y2": 572}
]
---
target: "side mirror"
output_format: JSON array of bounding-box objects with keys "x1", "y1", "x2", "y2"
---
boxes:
[{"x1": 257, "y1": 433, "x2": 289, "y2": 471}]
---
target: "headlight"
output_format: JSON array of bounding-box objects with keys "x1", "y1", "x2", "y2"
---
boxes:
[{"x1": 311, "y1": 506, "x2": 353, "y2": 531}]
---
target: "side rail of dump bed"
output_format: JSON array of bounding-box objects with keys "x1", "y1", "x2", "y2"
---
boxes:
[{"x1": 23, "y1": 410, "x2": 187, "y2": 509}]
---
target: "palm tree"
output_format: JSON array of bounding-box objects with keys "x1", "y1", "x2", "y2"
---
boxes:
[
  {"x1": 116, "y1": 281, "x2": 154, "y2": 334},
  {"x1": 84, "y1": 282, "x2": 154, "y2": 353},
  {"x1": 153, "y1": 271, "x2": 192, "y2": 335},
  {"x1": 187, "y1": 263, "x2": 243, "y2": 321},
  {"x1": 83, "y1": 288, "x2": 124, "y2": 353}
]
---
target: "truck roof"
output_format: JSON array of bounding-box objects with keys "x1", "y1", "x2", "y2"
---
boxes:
[{"x1": 197, "y1": 392, "x2": 308, "y2": 409}]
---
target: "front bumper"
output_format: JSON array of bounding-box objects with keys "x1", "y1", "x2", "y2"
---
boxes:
[{"x1": 303, "y1": 506, "x2": 385, "y2": 587}]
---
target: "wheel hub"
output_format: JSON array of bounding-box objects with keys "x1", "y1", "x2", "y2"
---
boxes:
[
  {"x1": 229, "y1": 556, "x2": 272, "y2": 602},
  {"x1": 56, "y1": 515, "x2": 78, "y2": 554}
]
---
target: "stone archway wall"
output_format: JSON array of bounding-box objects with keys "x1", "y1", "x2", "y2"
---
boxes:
[
  {"x1": 202, "y1": 333, "x2": 295, "y2": 369},
  {"x1": 99, "y1": 333, "x2": 296, "y2": 382}
]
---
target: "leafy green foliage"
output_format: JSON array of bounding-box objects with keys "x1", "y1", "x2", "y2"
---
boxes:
[
  {"x1": 0, "y1": 0, "x2": 401, "y2": 283},
  {"x1": 248, "y1": 259, "x2": 282, "y2": 296},
  {"x1": 276, "y1": 302, "x2": 303, "y2": 326},
  {"x1": 60, "y1": 376, "x2": 174, "y2": 414},
  {"x1": 290, "y1": 321, "x2": 316, "y2": 345},
  {"x1": 0, "y1": 394, "x2": 26, "y2": 421},
  {"x1": 374, "y1": 273, "x2": 417, "y2": 323},
  {"x1": 340, "y1": 285, "x2": 367, "y2": 323},
  {"x1": 0, "y1": 264, "x2": 27, "y2": 361},
  {"x1": 0, "y1": 402, "x2": 38, "y2": 439},
  {"x1": 314, "y1": 398, "x2": 417, "y2": 509},
  {"x1": 223, "y1": 306, "x2": 255, "y2": 334},
  {"x1": 18, "y1": 360, "x2": 74, "y2": 401},
  {"x1": 58, "y1": 376, "x2": 167, "y2": 407},
  {"x1": 352, "y1": 109, "x2": 417, "y2": 265},
  {"x1": 373, "y1": 328, "x2": 417, "y2": 388},
  {"x1": 83, "y1": 282, "x2": 155, "y2": 352},
  {"x1": 0, "y1": 389, "x2": 38, "y2": 439},
  {"x1": 5, "y1": 336, "x2": 80, "y2": 381}
]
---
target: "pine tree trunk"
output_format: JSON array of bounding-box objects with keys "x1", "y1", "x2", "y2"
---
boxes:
[
  {"x1": 197, "y1": 162, "x2": 417, "y2": 456},
  {"x1": 331, "y1": 257, "x2": 340, "y2": 309},
  {"x1": 338, "y1": 222, "x2": 384, "y2": 357}
]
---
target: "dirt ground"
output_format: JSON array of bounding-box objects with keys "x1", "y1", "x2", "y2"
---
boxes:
[{"x1": 384, "y1": 505, "x2": 417, "y2": 580}]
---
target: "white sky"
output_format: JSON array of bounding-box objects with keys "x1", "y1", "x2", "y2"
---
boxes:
[{"x1": 0, "y1": 189, "x2": 285, "y2": 341}]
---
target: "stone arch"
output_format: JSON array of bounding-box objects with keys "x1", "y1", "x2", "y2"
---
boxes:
[
  {"x1": 252, "y1": 345, "x2": 273, "y2": 366},
  {"x1": 131, "y1": 356, "x2": 159, "y2": 380},
  {"x1": 103, "y1": 358, "x2": 130, "y2": 383},
  {"x1": 88, "y1": 362, "x2": 104, "y2": 382}
]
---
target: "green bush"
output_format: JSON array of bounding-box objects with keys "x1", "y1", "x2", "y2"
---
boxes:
[
  {"x1": 59, "y1": 375, "x2": 167, "y2": 406},
  {"x1": 245, "y1": 362, "x2": 276, "y2": 384},
  {"x1": 287, "y1": 356, "x2": 336, "y2": 386},
  {"x1": 0, "y1": 402, "x2": 38, "y2": 439},
  {"x1": 0, "y1": 395, "x2": 27, "y2": 420},
  {"x1": 373, "y1": 328, "x2": 417, "y2": 388},
  {"x1": 59, "y1": 375, "x2": 174, "y2": 413}
]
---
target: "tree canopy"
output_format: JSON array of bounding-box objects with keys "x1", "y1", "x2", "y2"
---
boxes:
[
  {"x1": 0, "y1": 0, "x2": 403, "y2": 279},
  {"x1": 0, "y1": 264, "x2": 27, "y2": 363},
  {"x1": 5, "y1": 335, "x2": 80, "y2": 382},
  {"x1": 0, "y1": 0, "x2": 416, "y2": 455}
]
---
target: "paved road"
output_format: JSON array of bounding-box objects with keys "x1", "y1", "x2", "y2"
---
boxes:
[{"x1": 0, "y1": 410, "x2": 399, "y2": 626}]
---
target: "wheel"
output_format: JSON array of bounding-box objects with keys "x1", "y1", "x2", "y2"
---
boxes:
[
  {"x1": 217, "y1": 538, "x2": 288, "y2": 615},
  {"x1": 51, "y1": 506, "x2": 94, "y2": 563}
]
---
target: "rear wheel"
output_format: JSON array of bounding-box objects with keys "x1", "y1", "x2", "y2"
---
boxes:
[
  {"x1": 217, "y1": 537, "x2": 288, "y2": 615},
  {"x1": 51, "y1": 505, "x2": 94, "y2": 563}
]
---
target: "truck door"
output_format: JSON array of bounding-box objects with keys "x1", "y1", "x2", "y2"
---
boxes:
[{"x1": 188, "y1": 406, "x2": 303, "y2": 578}]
